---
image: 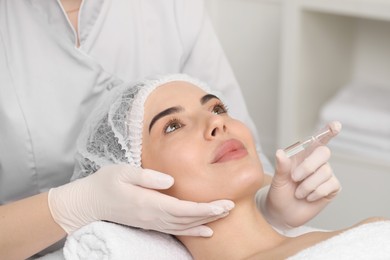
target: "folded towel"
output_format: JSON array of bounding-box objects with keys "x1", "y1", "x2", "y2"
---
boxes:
[
  {"x1": 320, "y1": 82, "x2": 390, "y2": 137},
  {"x1": 332, "y1": 124, "x2": 390, "y2": 151},
  {"x1": 317, "y1": 118, "x2": 390, "y2": 156},
  {"x1": 288, "y1": 221, "x2": 390, "y2": 260},
  {"x1": 324, "y1": 133, "x2": 390, "y2": 162},
  {"x1": 63, "y1": 221, "x2": 191, "y2": 260}
]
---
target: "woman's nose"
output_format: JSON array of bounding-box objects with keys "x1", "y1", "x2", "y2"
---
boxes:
[{"x1": 204, "y1": 114, "x2": 226, "y2": 139}]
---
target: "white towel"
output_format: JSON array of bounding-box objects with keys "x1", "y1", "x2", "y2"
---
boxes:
[
  {"x1": 317, "y1": 118, "x2": 390, "y2": 160},
  {"x1": 288, "y1": 221, "x2": 390, "y2": 260},
  {"x1": 328, "y1": 135, "x2": 390, "y2": 162},
  {"x1": 63, "y1": 221, "x2": 192, "y2": 260},
  {"x1": 63, "y1": 221, "x2": 390, "y2": 259},
  {"x1": 320, "y1": 82, "x2": 390, "y2": 137},
  {"x1": 330, "y1": 125, "x2": 390, "y2": 151}
]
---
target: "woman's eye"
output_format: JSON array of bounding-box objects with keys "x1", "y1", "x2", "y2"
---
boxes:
[
  {"x1": 212, "y1": 103, "x2": 228, "y2": 115},
  {"x1": 164, "y1": 120, "x2": 183, "y2": 134}
]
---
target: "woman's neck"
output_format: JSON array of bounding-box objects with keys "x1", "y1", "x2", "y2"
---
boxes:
[
  {"x1": 60, "y1": 0, "x2": 82, "y2": 46},
  {"x1": 178, "y1": 199, "x2": 286, "y2": 259}
]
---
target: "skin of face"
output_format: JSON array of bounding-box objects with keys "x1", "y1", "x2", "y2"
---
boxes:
[{"x1": 141, "y1": 81, "x2": 264, "y2": 203}]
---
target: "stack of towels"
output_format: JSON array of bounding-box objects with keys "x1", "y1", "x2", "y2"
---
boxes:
[{"x1": 318, "y1": 81, "x2": 390, "y2": 161}]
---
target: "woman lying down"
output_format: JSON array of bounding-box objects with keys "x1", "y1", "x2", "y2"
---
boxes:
[{"x1": 65, "y1": 74, "x2": 389, "y2": 259}]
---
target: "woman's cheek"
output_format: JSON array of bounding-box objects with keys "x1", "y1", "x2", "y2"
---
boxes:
[
  {"x1": 164, "y1": 146, "x2": 201, "y2": 175},
  {"x1": 159, "y1": 146, "x2": 210, "y2": 200}
]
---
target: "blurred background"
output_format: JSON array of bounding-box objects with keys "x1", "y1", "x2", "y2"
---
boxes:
[{"x1": 206, "y1": 0, "x2": 390, "y2": 230}]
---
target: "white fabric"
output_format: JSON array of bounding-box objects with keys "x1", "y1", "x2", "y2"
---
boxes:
[
  {"x1": 318, "y1": 119, "x2": 390, "y2": 159},
  {"x1": 334, "y1": 128, "x2": 390, "y2": 152},
  {"x1": 288, "y1": 221, "x2": 390, "y2": 260},
  {"x1": 320, "y1": 82, "x2": 390, "y2": 137},
  {"x1": 326, "y1": 136, "x2": 390, "y2": 162},
  {"x1": 0, "y1": 0, "x2": 272, "y2": 204},
  {"x1": 64, "y1": 221, "x2": 390, "y2": 259},
  {"x1": 63, "y1": 221, "x2": 192, "y2": 260},
  {"x1": 318, "y1": 81, "x2": 390, "y2": 158}
]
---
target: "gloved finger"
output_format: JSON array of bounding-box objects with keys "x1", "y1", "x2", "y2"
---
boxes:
[
  {"x1": 292, "y1": 146, "x2": 331, "y2": 182},
  {"x1": 316, "y1": 121, "x2": 342, "y2": 146},
  {"x1": 272, "y1": 149, "x2": 292, "y2": 186},
  {"x1": 167, "y1": 225, "x2": 215, "y2": 237},
  {"x1": 161, "y1": 198, "x2": 235, "y2": 218},
  {"x1": 306, "y1": 176, "x2": 341, "y2": 202},
  {"x1": 118, "y1": 166, "x2": 174, "y2": 189},
  {"x1": 295, "y1": 163, "x2": 333, "y2": 199}
]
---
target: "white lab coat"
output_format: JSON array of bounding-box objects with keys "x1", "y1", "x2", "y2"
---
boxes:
[{"x1": 0, "y1": 0, "x2": 272, "y2": 204}]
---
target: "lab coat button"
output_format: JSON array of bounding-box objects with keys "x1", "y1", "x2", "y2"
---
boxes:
[{"x1": 106, "y1": 83, "x2": 114, "y2": 90}]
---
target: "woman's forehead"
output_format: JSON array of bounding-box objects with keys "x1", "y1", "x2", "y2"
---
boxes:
[
  {"x1": 148, "y1": 81, "x2": 207, "y2": 102},
  {"x1": 157, "y1": 80, "x2": 206, "y2": 93}
]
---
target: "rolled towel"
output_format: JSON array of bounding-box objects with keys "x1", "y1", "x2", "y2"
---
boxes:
[{"x1": 63, "y1": 221, "x2": 192, "y2": 260}]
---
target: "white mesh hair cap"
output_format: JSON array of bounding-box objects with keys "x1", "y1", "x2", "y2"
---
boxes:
[{"x1": 72, "y1": 74, "x2": 216, "y2": 180}]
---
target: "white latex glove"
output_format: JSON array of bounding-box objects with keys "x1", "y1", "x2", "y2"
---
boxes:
[
  {"x1": 261, "y1": 121, "x2": 342, "y2": 229},
  {"x1": 48, "y1": 164, "x2": 234, "y2": 236}
]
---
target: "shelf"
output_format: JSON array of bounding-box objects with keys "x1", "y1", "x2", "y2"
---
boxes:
[
  {"x1": 278, "y1": 0, "x2": 390, "y2": 147},
  {"x1": 300, "y1": 0, "x2": 390, "y2": 21}
]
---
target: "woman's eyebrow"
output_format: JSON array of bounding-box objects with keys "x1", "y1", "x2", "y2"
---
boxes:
[
  {"x1": 149, "y1": 106, "x2": 184, "y2": 133},
  {"x1": 148, "y1": 94, "x2": 219, "y2": 133},
  {"x1": 200, "y1": 94, "x2": 220, "y2": 105}
]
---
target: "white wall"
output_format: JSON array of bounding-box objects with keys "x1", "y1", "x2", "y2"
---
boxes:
[{"x1": 206, "y1": 0, "x2": 283, "y2": 162}]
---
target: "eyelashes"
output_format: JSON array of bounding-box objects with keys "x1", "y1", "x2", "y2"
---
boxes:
[
  {"x1": 211, "y1": 102, "x2": 229, "y2": 115},
  {"x1": 162, "y1": 101, "x2": 229, "y2": 135},
  {"x1": 163, "y1": 117, "x2": 184, "y2": 134}
]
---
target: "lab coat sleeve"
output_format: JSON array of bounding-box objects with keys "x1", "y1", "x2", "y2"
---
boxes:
[{"x1": 175, "y1": 0, "x2": 274, "y2": 174}]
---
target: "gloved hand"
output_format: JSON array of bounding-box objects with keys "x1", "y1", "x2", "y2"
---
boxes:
[
  {"x1": 260, "y1": 121, "x2": 342, "y2": 229},
  {"x1": 48, "y1": 164, "x2": 234, "y2": 236}
]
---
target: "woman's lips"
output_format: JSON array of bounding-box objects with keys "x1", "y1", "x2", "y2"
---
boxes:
[{"x1": 212, "y1": 139, "x2": 248, "y2": 163}]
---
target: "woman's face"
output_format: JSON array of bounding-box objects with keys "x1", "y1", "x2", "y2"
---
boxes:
[{"x1": 141, "y1": 81, "x2": 264, "y2": 202}]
